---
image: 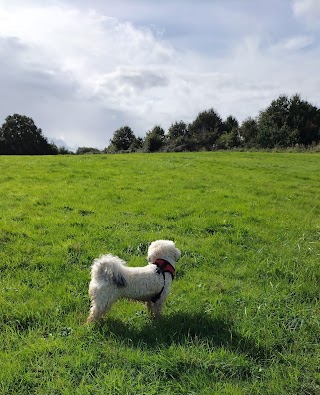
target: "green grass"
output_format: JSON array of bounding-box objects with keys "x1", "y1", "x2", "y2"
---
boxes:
[{"x1": 0, "y1": 152, "x2": 319, "y2": 394}]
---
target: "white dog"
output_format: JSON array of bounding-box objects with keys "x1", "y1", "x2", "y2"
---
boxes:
[{"x1": 87, "y1": 240, "x2": 181, "y2": 322}]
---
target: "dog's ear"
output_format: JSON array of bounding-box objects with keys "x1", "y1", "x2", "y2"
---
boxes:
[{"x1": 147, "y1": 249, "x2": 157, "y2": 263}]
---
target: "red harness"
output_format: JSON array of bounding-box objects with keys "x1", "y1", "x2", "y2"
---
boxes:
[
  {"x1": 154, "y1": 259, "x2": 175, "y2": 279},
  {"x1": 150, "y1": 259, "x2": 175, "y2": 303}
]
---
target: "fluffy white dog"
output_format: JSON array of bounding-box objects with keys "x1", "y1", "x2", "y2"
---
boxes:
[{"x1": 87, "y1": 240, "x2": 181, "y2": 322}]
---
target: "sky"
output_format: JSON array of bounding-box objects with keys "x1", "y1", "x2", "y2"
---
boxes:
[{"x1": 1, "y1": 0, "x2": 320, "y2": 150}]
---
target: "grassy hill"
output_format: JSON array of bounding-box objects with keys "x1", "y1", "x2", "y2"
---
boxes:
[{"x1": 0, "y1": 152, "x2": 319, "y2": 394}]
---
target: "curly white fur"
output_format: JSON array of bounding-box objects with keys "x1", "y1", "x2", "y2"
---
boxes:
[{"x1": 87, "y1": 240, "x2": 181, "y2": 322}]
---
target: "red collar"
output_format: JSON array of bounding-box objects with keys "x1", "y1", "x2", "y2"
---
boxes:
[{"x1": 154, "y1": 259, "x2": 175, "y2": 279}]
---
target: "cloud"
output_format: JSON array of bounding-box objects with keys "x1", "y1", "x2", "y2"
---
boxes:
[
  {"x1": 0, "y1": 1, "x2": 320, "y2": 149},
  {"x1": 109, "y1": 69, "x2": 169, "y2": 92},
  {"x1": 292, "y1": 0, "x2": 320, "y2": 28},
  {"x1": 278, "y1": 35, "x2": 314, "y2": 50},
  {"x1": 0, "y1": 2, "x2": 178, "y2": 147}
]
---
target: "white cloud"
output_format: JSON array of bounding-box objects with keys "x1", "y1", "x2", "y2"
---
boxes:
[
  {"x1": 278, "y1": 35, "x2": 314, "y2": 50},
  {"x1": 0, "y1": 3, "x2": 180, "y2": 147},
  {"x1": 292, "y1": 0, "x2": 320, "y2": 28},
  {"x1": 0, "y1": 1, "x2": 320, "y2": 149}
]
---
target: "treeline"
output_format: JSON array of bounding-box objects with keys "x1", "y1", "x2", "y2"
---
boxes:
[
  {"x1": 1, "y1": 94, "x2": 320, "y2": 155},
  {"x1": 104, "y1": 94, "x2": 320, "y2": 153}
]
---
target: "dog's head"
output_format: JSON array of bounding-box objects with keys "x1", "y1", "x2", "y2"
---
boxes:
[{"x1": 147, "y1": 240, "x2": 181, "y2": 267}]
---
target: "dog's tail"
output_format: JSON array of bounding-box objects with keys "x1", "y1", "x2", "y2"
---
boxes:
[{"x1": 91, "y1": 254, "x2": 127, "y2": 287}]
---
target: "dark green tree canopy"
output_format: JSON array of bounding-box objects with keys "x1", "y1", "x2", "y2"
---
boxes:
[
  {"x1": 109, "y1": 126, "x2": 137, "y2": 151},
  {"x1": 288, "y1": 94, "x2": 320, "y2": 145},
  {"x1": 144, "y1": 125, "x2": 165, "y2": 152},
  {"x1": 239, "y1": 117, "x2": 259, "y2": 148},
  {"x1": 188, "y1": 108, "x2": 223, "y2": 149},
  {"x1": 257, "y1": 94, "x2": 320, "y2": 148},
  {"x1": 76, "y1": 147, "x2": 101, "y2": 155},
  {"x1": 166, "y1": 121, "x2": 193, "y2": 151},
  {"x1": 223, "y1": 115, "x2": 239, "y2": 133},
  {"x1": 167, "y1": 121, "x2": 189, "y2": 140},
  {"x1": 0, "y1": 114, "x2": 57, "y2": 155}
]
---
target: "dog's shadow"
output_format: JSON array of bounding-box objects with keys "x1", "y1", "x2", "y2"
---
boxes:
[{"x1": 95, "y1": 312, "x2": 270, "y2": 362}]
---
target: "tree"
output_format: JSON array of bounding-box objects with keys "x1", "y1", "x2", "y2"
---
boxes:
[
  {"x1": 108, "y1": 126, "x2": 137, "y2": 151},
  {"x1": 76, "y1": 147, "x2": 101, "y2": 154},
  {"x1": 166, "y1": 121, "x2": 193, "y2": 151},
  {"x1": 257, "y1": 95, "x2": 294, "y2": 148},
  {"x1": 49, "y1": 142, "x2": 72, "y2": 155},
  {"x1": 257, "y1": 94, "x2": 320, "y2": 148},
  {"x1": 188, "y1": 108, "x2": 223, "y2": 150},
  {"x1": 56, "y1": 146, "x2": 74, "y2": 155},
  {"x1": 144, "y1": 125, "x2": 165, "y2": 152},
  {"x1": 239, "y1": 117, "x2": 259, "y2": 148},
  {"x1": 257, "y1": 122, "x2": 299, "y2": 149},
  {"x1": 223, "y1": 115, "x2": 239, "y2": 133},
  {"x1": 0, "y1": 114, "x2": 57, "y2": 155},
  {"x1": 216, "y1": 115, "x2": 241, "y2": 149},
  {"x1": 129, "y1": 136, "x2": 144, "y2": 152},
  {"x1": 288, "y1": 94, "x2": 320, "y2": 145},
  {"x1": 216, "y1": 130, "x2": 241, "y2": 149}
]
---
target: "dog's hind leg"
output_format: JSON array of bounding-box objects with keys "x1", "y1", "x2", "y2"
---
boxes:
[
  {"x1": 87, "y1": 306, "x2": 102, "y2": 323},
  {"x1": 87, "y1": 288, "x2": 116, "y2": 323},
  {"x1": 87, "y1": 300, "x2": 114, "y2": 323}
]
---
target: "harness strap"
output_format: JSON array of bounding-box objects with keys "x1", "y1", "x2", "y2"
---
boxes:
[
  {"x1": 150, "y1": 259, "x2": 175, "y2": 303},
  {"x1": 151, "y1": 273, "x2": 165, "y2": 303},
  {"x1": 154, "y1": 259, "x2": 175, "y2": 279}
]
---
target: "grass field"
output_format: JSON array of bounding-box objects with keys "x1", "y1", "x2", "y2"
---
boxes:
[{"x1": 0, "y1": 152, "x2": 319, "y2": 394}]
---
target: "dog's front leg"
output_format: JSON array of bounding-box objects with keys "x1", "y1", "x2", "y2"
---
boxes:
[
  {"x1": 152, "y1": 299, "x2": 164, "y2": 319},
  {"x1": 147, "y1": 300, "x2": 163, "y2": 319},
  {"x1": 146, "y1": 300, "x2": 154, "y2": 317},
  {"x1": 148, "y1": 289, "x2": 169, "y2": 319}
]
